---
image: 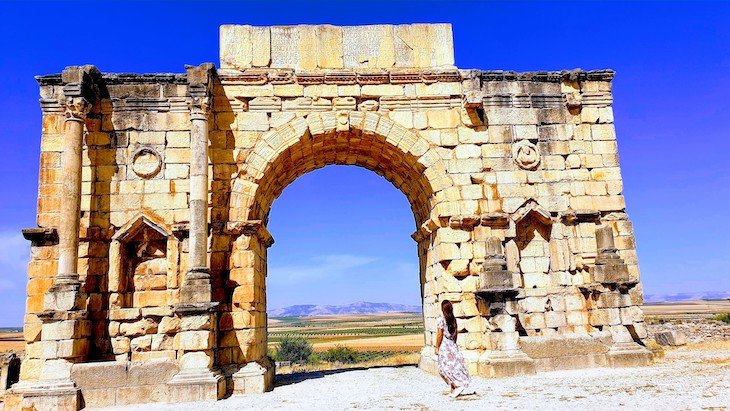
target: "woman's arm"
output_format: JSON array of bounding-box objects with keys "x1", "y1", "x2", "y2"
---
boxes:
[{"x1": 435, "y1": 328, "x2": 443, "y2": 355}]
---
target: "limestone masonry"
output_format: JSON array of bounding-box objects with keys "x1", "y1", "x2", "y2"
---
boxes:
[{"x1": 6, "y1": 24, "x2": 651, "y2": 409}]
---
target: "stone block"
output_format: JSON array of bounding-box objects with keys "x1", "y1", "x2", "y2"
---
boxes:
[
  {"x1": 72, "y1": 361, "x2": 128, "y2": 389},
  {"x1": 120, "y1": 318, "x2": 158, "y2": 336},
  {"x1": 232, "y1": 359, "x2": 275, "y2": 394},
  {"x1": 127, "y1": 358, "x2": 179, "y2": 386},
  {"x1": 80, "y1": 388, "x2": 117, "y2": 408},
  {"x1": 174, "y1": 330, "x2": 214, "y2": 351},
  {"x1": 115, "y1": 384, "x2": 168, "y2": 406},
  {"x1": 520, "y1": 333, "x2": 611, "y2": 359},
  {"x1": 180, "y1": 315, "x2": 212, "y2": 331},
  {"x1": 654, "y1": 330, "x2": 687, "y2": 346},
  {"x1": 111, "y1": 337, "x2": 130, "y2": 355},
  {"x1": 427, "y1": 109, "x2": 460, "y2": 129}
]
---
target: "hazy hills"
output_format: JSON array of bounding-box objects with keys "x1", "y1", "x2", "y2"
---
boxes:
[
  {"x1": 268, "y1": 301, "x2": 421, "y2": 317},
  {"x1": 268, "y1": 291, "x2": 730, "y2": 317},
  {"x1": 644, "y1": 291, "x2": 730, "y2": 303}
]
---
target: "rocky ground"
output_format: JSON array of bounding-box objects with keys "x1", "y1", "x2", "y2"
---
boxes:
[
  {"x1": 649, "y1": 319, "x2": 730, "y2": 343},
  {"x1": 100, "y1": 344, "x2": 729, "y2": 411}
]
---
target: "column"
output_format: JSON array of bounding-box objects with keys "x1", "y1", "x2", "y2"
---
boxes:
[
  {"x1": 11, "y1": 66, "x2": 100, "y2": 411},
  {"x1": 180, "y1": 92, "x2": 213, "y2": 305},
  {"x1": 168, "y1": 63, "x2": 224, "y2": 402},
  {"x1": 55, "y1": 96, "x2": 90, "y2": 289}
]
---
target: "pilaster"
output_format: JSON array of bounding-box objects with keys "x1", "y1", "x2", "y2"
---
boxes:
[{"x1": 168, "y1": 63, "x2": 226, "y2": 402}]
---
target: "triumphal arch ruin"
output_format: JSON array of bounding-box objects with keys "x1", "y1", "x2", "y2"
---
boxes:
[{"x1": 6, "y1": 24, "x2": 651, "y2": 409}]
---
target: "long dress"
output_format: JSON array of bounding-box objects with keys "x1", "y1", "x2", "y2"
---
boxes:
[{"x1": 437, "y1": 316, "x2": 471, "y2": 388}]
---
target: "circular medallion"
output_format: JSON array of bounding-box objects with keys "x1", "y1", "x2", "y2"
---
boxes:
[
  {"x1": 512, "y1": 140, "x2": 541, "y2": 170},
  {"x1": 132, "y1": 148, "x2": 162, "y2": 178}
]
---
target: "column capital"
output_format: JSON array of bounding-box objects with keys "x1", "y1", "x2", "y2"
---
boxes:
[
  {"x1": 62, "y1": 96, "x2": 92, "y2": 122},
  {"x1": 187, "y1": 95, "x2": 211, "y2": 120}
]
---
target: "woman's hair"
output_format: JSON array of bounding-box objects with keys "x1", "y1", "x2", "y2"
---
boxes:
[{"x1": 441, "y1": 300, "x2": 457, "y2": 340}]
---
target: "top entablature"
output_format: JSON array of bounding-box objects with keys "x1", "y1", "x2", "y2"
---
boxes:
[{"x1": 220, "y1": 24, "x2": 455, "y2": 70}]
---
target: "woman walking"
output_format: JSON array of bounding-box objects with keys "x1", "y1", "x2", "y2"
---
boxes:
[{"x1": 435, "y1": 300, "x2": 473, "y2": 398}]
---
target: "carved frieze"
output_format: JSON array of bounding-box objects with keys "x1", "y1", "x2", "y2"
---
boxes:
[{"x1": 357, "y1": 72, "x2": 389, "y2": 85}]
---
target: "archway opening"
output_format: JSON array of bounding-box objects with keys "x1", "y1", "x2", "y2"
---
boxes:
[{"x1": 266, "y1": 165, "x2": 425, "y2": 377}]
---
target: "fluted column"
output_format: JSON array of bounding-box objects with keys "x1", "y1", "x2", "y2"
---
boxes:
[
  {"x1": 55, "y1": 97, "x2": 90, "y2": 287},
  {"x1": 181, "y1": 93, "x2": 213, "y2": 305},
  {"x1": 42, "y1": 97, "x2": 91, "y2": 316}
]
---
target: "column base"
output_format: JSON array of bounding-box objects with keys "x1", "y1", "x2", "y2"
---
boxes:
[
  {"x1": 477, "y1": 350, "x2": 536, "y2": 378},
  {"x1": 167, "y1": 368, "x2": 226, "y2": 402},
  {"x1": 607, "y1": 342, "x2": 652, "y2": 368},
  {"x1": 231, "y1": 357, "x2": 275, "y2": 394},
  {"x1": 4, "y1": 379, "x2": 79, "y2": 411}
]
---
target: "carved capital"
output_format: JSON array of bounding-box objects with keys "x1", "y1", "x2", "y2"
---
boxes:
[
  {"x1": 187, "y1": 95, "x2": 211, "y2": 118},
  {"x1": 62, "y1": 96, "x2": 91, "y2": 121}
]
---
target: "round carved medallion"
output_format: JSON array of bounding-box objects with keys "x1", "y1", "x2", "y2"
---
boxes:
[
  {"x1": 132, "y1": 148, "x2": 162, "y2": 178},
  {"x1": 512, "y1": 140, "x2": 540, "y2": 170}
]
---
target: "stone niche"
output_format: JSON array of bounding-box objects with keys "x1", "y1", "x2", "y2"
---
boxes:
[{"x1": 106, "y1": 214, "x2": 180, "y2": 363}]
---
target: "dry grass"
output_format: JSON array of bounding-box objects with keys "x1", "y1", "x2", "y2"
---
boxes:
[
  {"x1": 276, "y1": 352, "x2": 421, "y2": 374},
  {"x1": 0, "y1": 332, "x2": 24, "y2": 352},
  {"x1": 682, "y1": 340, "x2": 730, "y2": 351},
  {"x1": 642, "y1": 300, "x2": 730, "y2": 319}
]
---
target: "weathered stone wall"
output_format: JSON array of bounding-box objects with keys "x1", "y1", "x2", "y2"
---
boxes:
[{"x1": 8, "y1": 24, "x2": 650, "y2": 410}]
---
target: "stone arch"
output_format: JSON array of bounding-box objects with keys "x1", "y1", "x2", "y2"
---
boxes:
[
  {"x1": 220, "y1": 111, "x2": 456, "y2": 391},
  {"x1": 229, "y1": 111, "x2": 454, "y2": 228}
]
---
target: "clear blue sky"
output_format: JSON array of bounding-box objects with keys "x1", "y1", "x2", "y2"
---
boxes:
[{"x1": 0, "y1": 1, "x2": 728, "y2": 326}]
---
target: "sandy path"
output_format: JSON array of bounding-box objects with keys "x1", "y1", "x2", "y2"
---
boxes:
[{"x1": 97, "y1": 348, "x2": 729, "y2": 410}]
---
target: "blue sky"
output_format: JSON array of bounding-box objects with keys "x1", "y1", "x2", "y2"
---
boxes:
[{"x1": 0, "y1": 1, "x2": 729, "y2": 325}]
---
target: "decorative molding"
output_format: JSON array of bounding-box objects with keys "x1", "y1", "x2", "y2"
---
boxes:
[
  {"x1": 225, "y1": 220, "x2": 274, "y2": 247},
  {"x1": 512, "y1": 200, "x2": 552, "y2": 225},
  {"x1": 446, "y1": 213, "x2": 510, "y2": 231},
  {"x1": 218, "y1": 68, "x2": 462, "y2": 86},
  {"x1": 22, "y1": 227, "x2": 58, "y2": 246},
  {"x1": 112, "y1": 212, "x2": 171, "y2": 242},
  {"x1": 478, "y1": 69, "x2": 615, "y2": 83}
]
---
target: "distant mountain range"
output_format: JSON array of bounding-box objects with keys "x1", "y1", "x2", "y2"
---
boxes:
[
  {"x1": 644, "y1": 291, "x2": 730, "y2": 303},
  {"x1": 268, "y1": 301, "x2": 421, "y2": 317}
]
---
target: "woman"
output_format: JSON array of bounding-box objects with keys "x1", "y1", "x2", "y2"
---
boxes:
[{"x1": 435, "y1": 300, "x2": 473, "y2": 398}]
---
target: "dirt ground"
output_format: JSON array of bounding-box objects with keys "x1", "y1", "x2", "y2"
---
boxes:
[{"x1": 99, "y1": 343, "x2": 729, "y2": 411}]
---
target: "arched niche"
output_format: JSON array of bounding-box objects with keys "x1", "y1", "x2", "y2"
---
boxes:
[
  {"x1": 108, "y1": 213, "x2": 177, "y2": 309},
  {"x1": 510, "y1": 200, "x2": 553, "y2": 289}
]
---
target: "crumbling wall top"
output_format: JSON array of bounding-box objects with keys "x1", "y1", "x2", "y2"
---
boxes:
[{"x1": 219, "y1": 24, "x2": 455, "y2": 71}]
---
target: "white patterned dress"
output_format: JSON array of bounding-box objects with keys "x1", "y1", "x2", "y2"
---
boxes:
[{"x1": 437, "y1": 316, "x2": 471, "y2": 389}]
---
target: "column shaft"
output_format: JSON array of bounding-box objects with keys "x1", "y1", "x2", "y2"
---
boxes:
[
  {"x1": 56, "y1": 117, "x2": 85, "y2": 281},
  {"x1": 188, "y1": 114, "x2": 209, "y2": 272}
]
